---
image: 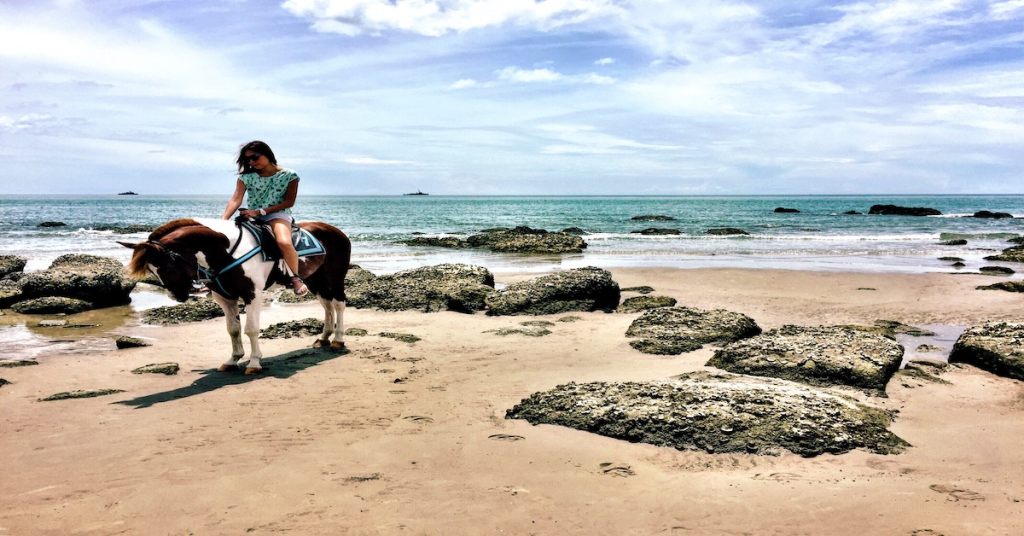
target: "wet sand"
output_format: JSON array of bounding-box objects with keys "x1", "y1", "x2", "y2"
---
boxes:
[{"x1": 2, "y1": 268, "x2": 1024, "y2": 535}]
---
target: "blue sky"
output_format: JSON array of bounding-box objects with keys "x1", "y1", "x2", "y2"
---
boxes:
[{"x1": 1, "y1": 0, "x2": 1022, "y2": 195}]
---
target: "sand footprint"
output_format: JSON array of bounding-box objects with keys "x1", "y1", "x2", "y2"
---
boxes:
[
  {"x1": 488, "y1": 434, "x2": 525, "y2": 442},
  {"x1": 929, "y1": 484, "x2": 985, "y2": 501},
  {"x1": 600, "y1": 463, "x2": 635, "y2": 477},
  {"x1": 403, "y1": 415, "x2": 434, "y2": 423}
]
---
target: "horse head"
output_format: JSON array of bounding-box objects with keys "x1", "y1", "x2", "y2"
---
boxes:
[
  {"x1": 118, "y1": 219, "x2": 211, "y2": 303},
  {"x1": 119, "y1": 239, "x2": 197, "y2": 303}
]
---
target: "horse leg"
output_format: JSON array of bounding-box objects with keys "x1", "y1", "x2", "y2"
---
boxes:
[
  {"x1": 313, "y1": 296, "x2": 334, "y2": 348},
  {"x1": 213, "y1": 294, "x2": 244, "y2": 371},
  {"x1": 243, "y1": 293, "x2": 264, "y2": 375},
  {"x1": 330, "y1": 301, "x2": 346, "y2": 350}
]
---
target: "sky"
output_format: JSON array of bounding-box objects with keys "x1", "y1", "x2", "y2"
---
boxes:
[{"x1": 1, "y1": 0, "x2": 1022, "y2": 195}]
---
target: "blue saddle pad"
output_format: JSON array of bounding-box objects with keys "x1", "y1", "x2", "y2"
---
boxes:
[{"x1": 238, "y1": 221, "x2": 327, "y2": 262}]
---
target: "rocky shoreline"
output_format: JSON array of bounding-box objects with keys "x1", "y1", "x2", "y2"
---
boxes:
[{"x1": 4, "y1": 242, "x2": 1024, "y2": 460}]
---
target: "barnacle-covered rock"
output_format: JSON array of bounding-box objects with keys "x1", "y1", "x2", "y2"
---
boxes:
[
  {"x1": 261, "y1": 318, "x2": 325, "y2": 339},
  {"x1": 0, "y1": 278, "x2": 23, "y2": 308},
  {"x1": 977, "y1": 281, "x2": 1024, "y2": 292},
  {"x1": 506, "y1": 371, "x2": 909, "y2": 457},
  {"x1": 131, "y1": 362, "x2": 179, "y2": 375},
  {"x1": 984, "y1": 245, "x2": 1024, "y2": 263},
  {"x1": 625, "y1": 306, "x2": 761, "y2": 355},
  {"x1": 466, "y1": 226, "x2": 586, "y2": 254},
  {"x1": 39, "y1": 389, "x2": 125, "y2": 402},
  {"x1": 16, "y1": 254, "x2": 135, "y2": 307},
  {"x1": 485, "y1": 267, "x2": 620, "y2": 316},
  {"x1": 618, "y1": 295, "x2": 677, "y2": 313},
  {"x1": 397, "y1": 236, "x2": 469, "y2": 249},
  {"x1": 707, "y1": 325, "x2": 904, "y2": 393},
  {"x1": 949, "y1": 322, "x2": 1024, "y2": 381},
  {"x1": 11, "y1": 296, "x2": 93, "y2": 315},
  {"x1": 142, "y1": 296, "x2": 225, "y2": 324},
  {"x1": 348, "y1": 263, "x2": 494, "y2": 313},
  {"x1": 0, "y1": 255, "x2": 27, "y2": 279},
  {"x1": 401, "y1": 226, "x2": 587, "y2": 254}
]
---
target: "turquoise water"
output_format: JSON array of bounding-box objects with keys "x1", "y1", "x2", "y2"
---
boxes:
[{"x1": 2, "y1": 194, "x2": 1023, "y2": 274}]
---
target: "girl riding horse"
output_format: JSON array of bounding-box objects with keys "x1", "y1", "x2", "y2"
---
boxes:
[{"x1": 223, "y1": 140, "x2": 308, "y2": 295}]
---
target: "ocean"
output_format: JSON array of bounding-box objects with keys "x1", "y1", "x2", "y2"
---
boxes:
[{"x1": 2, "y1": 194, "x2": 1023, "y2": 275}]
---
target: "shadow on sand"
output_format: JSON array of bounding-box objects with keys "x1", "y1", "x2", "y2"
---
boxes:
[{"x1": 113, "y1": 346, "x2": 349, "y2": 409}]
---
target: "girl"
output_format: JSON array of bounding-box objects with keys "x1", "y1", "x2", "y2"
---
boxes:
[{"x1": 221, "y1": 140, "x2": 308, "y2": 295}]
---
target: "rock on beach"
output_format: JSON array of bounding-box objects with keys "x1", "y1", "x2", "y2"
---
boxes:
[
  {"x1": 11, "y1": 296, "x2": 93, "y2": 315},
  {"x1": 625, "y1": 306, "x2": 761, "y2": 355},
  {"x1": 506, "y1": 371, "x2": 909, "y2": 457},
  {"x1": 0, "y1": 255, "x2": 27, "y2": 279},
  {"x1": 984, "y1": 245, "x2": 1024, "y2": 263},
  {"x1": 142, "y1": 296, "x2": 225, "y2": 324},
  {"x1": 347, "y1": 263, "x2": 495, "y2": 313},
  {"x1": 484, "y1": 267, "x2": 620, "y2": 316},
  {"x1": 401, "y1": 226, "x2": 587, "y2": 254},
  {"x1": 707, "y1": 325, "x2": 904, "y2": 393},
  {"x1": 618, "y1": 295, "x2": 677, "y2": 313},
  {"x1": 949, "y1": 322, "x2": 1024, "y2": 381},
  {"x1": 15, "y1": 254, "x2": 136, "y2": 309}
]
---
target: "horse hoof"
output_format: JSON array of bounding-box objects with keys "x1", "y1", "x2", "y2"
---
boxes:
[
  {"x1": 218, "y1": 364, "x2": 239, "y2": 372},
  {"x1": 330, "y1": 341, "x2": 346, "y2": 350},
  {"x1": 244, "y1": 367, "x2": 262, "y2": 375},
  {"x1": 312, "y1": 339, "x2": 328, "y2": 348}
]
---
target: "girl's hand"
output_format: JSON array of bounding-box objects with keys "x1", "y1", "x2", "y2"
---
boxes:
[{"x1": 239, "y1": 209, "x2": 258, "y2": 219}]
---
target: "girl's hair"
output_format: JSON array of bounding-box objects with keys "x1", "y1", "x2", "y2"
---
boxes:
[{"x1": 236, "y1": 140, "x2": 278, "y2": 174}]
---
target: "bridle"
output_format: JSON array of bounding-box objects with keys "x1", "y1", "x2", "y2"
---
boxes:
[{"x1": 145, "y1": 229, "x2": 263, "y2": 301}]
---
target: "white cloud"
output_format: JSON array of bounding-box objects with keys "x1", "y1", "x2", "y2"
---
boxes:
[
  {"x1": 495, "y1": 66, "x2": 615, "y2": 85},
  {"x1": 991, "y1": 0, "x2": 1024, "y2": 18},
  {"x1": 282, "y1": 0, "x2": 623, "y2": 36},
  {"x1": 595, "y1": 57, "x2": 615, "y2": 65},
  {"x1": 496, "y1": 66, "x2": 563, "y2": 82},
  {"x1": 449, "y1": 78, "x2": 478, "y2": 89},
  {"x1": 345, "y1": 156, "x2": 418, "y2": 165},
  {"x1": 538, "y1": 124, "x2": 689, "y2": 154}
]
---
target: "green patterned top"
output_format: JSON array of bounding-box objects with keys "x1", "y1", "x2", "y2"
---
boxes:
[{"x1": 241, "y1": 168, "x2": 299, "y2": 214}]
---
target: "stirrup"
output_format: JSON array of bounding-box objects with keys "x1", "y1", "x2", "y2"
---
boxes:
[{"x1": 291, "y1": 276, "x2": 308, "y2": 296}]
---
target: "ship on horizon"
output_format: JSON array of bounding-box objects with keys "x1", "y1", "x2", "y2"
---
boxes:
[
  {"x1": 403, "y1": 190, "x2": 428, "y2": 196},
  {"x1": 118, "y1": 191, "x2": 138, "y2": 195}
]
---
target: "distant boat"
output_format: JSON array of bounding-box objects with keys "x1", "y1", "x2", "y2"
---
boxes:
[
  {"x1": 403, "y1": 190, "x2": 428, "y2": 196},
  {"x1": 118, "y1": 191, "x2": 138, "y2": 195}
]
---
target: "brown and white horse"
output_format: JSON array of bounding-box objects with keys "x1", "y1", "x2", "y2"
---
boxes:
[{"x1": 120, "y1": 218, "x2": 351, "y2": 374}]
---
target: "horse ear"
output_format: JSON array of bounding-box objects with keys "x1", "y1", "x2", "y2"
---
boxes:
[{"x1": 117, "y1": 241, "x2": 139, "y2": 249}]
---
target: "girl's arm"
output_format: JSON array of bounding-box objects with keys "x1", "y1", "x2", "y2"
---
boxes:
[
  {"x1": 222, "y1": 179, "x2": 246, "y2": 219},
  {"x1": 264, "y1": 179, "x2": 298, "y2": 214}
]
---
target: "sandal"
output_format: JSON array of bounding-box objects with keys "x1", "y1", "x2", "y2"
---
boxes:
[{"x1": 291, "y1": 276, "x2": 308, "y2": 296}]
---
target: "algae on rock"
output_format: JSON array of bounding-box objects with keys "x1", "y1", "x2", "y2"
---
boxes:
[
  {"x1": 485, "y1": 267, "x2": 620, "y2": 316},
  {"x1": 707, "y1": 325, "x2": 904, "y2": 393},
  {"x1": 949, "y1": 322, "x2": 1024, "y2": 381},
  {"x1": 625, "y1": 306, "x2": 761, "y2": 355},
  {"x1": 506, "y1": 372, "x2": 908, "y2": 457}
]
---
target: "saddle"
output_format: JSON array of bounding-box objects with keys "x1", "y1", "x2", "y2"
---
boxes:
[{"x1": 236, "y1": 219, "x2": 327, "y2": 262}]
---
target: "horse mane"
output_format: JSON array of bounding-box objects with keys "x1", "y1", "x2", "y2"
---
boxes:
[
  {"x1": 149, "y1": 218, "x2": 202, "y2": 241},
  {"x1": 125, "y1": 218, "x2": 202, "y2": 277}
]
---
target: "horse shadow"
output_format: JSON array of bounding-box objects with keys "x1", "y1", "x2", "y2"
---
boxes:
[{"x1": 112, "y1": 346, "x2": 349, "y2": 409}]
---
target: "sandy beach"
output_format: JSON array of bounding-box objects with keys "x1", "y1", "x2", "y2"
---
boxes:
[{"x1": 2, "y1": 267, "x2": 1024, "y2": 535}]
